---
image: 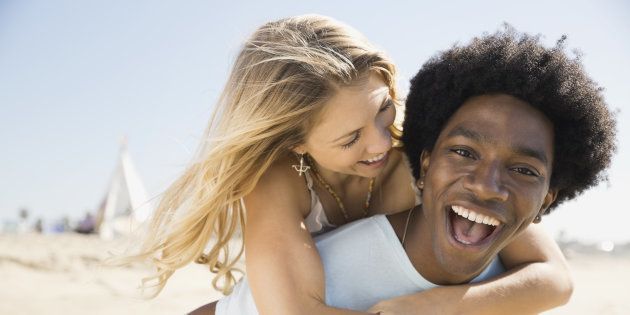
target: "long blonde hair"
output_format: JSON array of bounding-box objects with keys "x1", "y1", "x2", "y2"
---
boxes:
[{"x1": 134, "y1": 14, "x2": 398, "y2": 295}]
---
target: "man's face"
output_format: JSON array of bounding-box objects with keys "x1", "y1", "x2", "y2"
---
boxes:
[{"x1": 417, "y1": 94, "x2": 557, "y2": 284}]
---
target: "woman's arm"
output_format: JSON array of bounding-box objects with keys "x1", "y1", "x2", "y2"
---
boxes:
[
  {"x1": 244, "y1": 161, "x2": 373, "y2": 315},
  {"x1": 369, "y1": 223, "x2": 572, "y2": 315}
]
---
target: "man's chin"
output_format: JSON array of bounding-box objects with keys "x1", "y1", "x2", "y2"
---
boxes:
[{"x1": 431, "y1": 219, "x2": 505, "y2": 283}]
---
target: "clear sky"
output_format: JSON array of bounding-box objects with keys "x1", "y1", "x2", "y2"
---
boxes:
[{"x1": 1, "y1": 0, "x2": 628, "y2": 242}]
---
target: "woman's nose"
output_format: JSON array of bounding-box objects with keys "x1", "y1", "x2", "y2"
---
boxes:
[{"x1": 365, "y1": 123, "x2": 392, "y2": 154}]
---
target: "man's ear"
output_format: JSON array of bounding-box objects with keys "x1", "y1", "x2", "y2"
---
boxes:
[
  {"x1": 419, "y1": 150, "x2": 431, "y2": 179},
  {"x1": 535, "y1": 188, "x2": 558, "y2": 223}
]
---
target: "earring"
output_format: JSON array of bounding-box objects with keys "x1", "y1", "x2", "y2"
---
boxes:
[
  {"x1": 415, "y1": 178, "x2": 424, "y2": 204},
  {"x1": 533, "y1": 215, "x2": 542, "y2": 223},
  {"x1": 292, "y1": 153, "x2": 310, "y2": 176},
  {"x1": 417, "y1": 178, "x2": 424, "y2": 190}
]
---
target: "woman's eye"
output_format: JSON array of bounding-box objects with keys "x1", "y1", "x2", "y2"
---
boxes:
[
  {"x1": 341, "y1": 130, "x2": 361, "y2": 149},
  {"x1": 451, "y1": 148, "x2": 474, "y2": 158},
  {"x1": 378, "y1": 100, "x2": 393, "y2": 113}
]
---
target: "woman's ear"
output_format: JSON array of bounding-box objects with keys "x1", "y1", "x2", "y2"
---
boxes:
[{"x1": 291, "y1": 144, "x2": 306, "y2": 155}]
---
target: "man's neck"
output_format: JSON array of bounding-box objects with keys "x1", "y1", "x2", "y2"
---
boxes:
[{"x1": 386, "y1": 208, "x2": 481, "y2": 285}]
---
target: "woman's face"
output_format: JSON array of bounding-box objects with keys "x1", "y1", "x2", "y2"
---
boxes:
[{"x1": 296, "y1": 73, "x2": 396, "y2": 178}]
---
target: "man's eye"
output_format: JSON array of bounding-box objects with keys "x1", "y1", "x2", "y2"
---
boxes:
[
  {"x1": 452, "y1": 148, "x2": 474, "y2": 158},
  {"x1": 512, "y1": 167, "x2": 538, "y2": 177}
]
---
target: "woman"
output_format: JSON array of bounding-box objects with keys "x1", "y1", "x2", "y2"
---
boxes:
[{"x1": 133, "y1": 15, "x2": 572, "y2": 314}]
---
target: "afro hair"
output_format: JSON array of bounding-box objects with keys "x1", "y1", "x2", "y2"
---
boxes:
[{"x1": 402, "y1": 26, "x2": 616, "y2": 212}]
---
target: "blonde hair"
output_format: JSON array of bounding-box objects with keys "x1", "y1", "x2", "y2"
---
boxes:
[{"x1": 133, "y1": 14, "x2": 398, "y2": 295}]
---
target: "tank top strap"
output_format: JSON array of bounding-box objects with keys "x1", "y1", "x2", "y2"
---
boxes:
[
  {"x1": 303, "y1": 169, "x2": 316, "y2": 189},
  {"x1": 302, "y1": 171, "x2": 335, "y2": 234}
]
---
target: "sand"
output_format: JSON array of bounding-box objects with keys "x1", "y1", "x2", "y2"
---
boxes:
[{"x1": 1, "y1": 233, "x2": 627, "y2": 314}]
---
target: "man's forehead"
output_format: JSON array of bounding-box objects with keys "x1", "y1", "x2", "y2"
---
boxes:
[{"x1": 438, "y1": 94, "x2": 555, "y2": 163}]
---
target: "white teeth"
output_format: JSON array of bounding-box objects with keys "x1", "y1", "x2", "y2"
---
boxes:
[
  {"x1": 451, "y1": 205, "x2": 500, "y2": 226},
  {"x1": 364, "y1": 152, "x2": 386, "y2": 163}
]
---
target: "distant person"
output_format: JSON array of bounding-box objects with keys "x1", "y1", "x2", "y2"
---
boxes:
[
  {"x1": 34, "y1": 218, "x2": 44, "y2": 233},
  {"x1": 17, "y1": 208, "x2": 30, "y2": 233},
  {"x1": 52, "y1": 216, "x2": 71, "y2": 233},
  {"x1": 75, "y1": 212, "x2": 95, "y2": 234}
]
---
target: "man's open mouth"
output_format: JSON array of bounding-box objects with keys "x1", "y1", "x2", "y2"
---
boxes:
[{"x1": 447, "y1": 205, "x2": 502, "y2": 246}]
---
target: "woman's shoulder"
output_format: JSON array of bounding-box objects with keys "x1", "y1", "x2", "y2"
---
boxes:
[{"x1": 247, "y1": 153, "x2": 311, "y2": 217}]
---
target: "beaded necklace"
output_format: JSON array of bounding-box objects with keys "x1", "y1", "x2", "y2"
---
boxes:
[{"x1": 306, "y1": 155, "x2": 375, "y2": 223}]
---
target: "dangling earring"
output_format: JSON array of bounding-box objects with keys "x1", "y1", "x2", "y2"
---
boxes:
[
  {"x1": 292, "y1": 153, "x2": 310, "y2": 176},
  {"x1": 417, "y1": 178, "x2": 424, "y2": 190},
  {"x1": 416, "y1": 178, "x2": 424, "y2": 202},
  {"x1": 533, "y1": 215, "x2": 542, "y2": 223}
]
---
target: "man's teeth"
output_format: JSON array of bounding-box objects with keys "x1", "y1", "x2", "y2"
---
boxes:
[
  {"x1": 364, "y1": 152, "x2": 386, "y2": 163},
  {"x1": 451, "y1": 205, "x2": 500, "y2": 226}
]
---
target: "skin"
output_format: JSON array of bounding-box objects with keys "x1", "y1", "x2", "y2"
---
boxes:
[
  {"x1": 193, "y1": 78, "x2": 572, "y2": 315},
  {"x1": 371, "y1": 94, "x2": 564, "y2": 315},
  {"x1": 405, "y1": 94, "x2": 557, "y2": 284},
  {"x1": 292, "y1": 73, "x2": 410, "y2": 224}
]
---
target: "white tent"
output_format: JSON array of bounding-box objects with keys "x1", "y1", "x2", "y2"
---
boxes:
[{"x1": 95, "y1": 141, "x2": 153, "y2": 239}]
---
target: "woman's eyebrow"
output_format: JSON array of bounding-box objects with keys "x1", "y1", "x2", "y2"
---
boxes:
[
  {"x1": 331, "y1": 128, "x2": 360, "y2": 143},
  {"x1": 381, "y1": 97, "x2": 393, "y2": 107},
  {"x1": 330, "y1": 94, "x2": 390, "y2": 144}
]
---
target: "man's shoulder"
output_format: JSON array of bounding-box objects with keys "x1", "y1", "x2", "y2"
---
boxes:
[{"x1": 315, "y1": 215, "x2": 386, "y2": 242}]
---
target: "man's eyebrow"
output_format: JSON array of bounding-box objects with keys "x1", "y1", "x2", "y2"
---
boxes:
[
  {"x1": 447, "y1": 126, "x2": 549, "y2": 164},
  {"x1": 514, "y1": 147, "x2": 549, "y2": 165},
  {"x1": 446, "y1": 126, "x2": 487, "y2": 143}
]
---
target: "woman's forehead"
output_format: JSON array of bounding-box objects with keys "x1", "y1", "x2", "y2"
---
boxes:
[{"x1": 308, "y1": 74, "x2": 390, "y2": 141}]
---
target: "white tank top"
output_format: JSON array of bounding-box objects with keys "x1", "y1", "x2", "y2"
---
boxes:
[
  {"x1": 301, "y1": 170, "x2": 336, "y2": 235},
  {"x1": 216, "y1": 215, "x2": 504, "y2": 313}
]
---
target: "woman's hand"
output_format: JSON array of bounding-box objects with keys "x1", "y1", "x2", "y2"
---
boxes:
[{"x1": 368, "y1": 288, "x2": 457, "y2": 315}]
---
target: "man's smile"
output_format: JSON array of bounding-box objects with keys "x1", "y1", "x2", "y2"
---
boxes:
[{"x1": 446, "y1": 204, "x2": 504, "y2": 247}]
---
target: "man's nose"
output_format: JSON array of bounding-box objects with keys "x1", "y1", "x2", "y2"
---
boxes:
[{"x1": 463, "y1": 161, "x2": 509, "y2": 202}]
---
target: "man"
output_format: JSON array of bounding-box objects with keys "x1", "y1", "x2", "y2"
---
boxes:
[{"x1": 198, "y1": 27, "x2": 616, "y2": 315}]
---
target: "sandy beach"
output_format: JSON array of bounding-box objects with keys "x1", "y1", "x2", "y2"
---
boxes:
[{"x1": 1, "y1": 233, "x2": 627, "y2": 315}]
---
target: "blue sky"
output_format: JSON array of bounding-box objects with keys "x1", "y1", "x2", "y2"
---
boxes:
[{"x1": 1, "y1": 0, "x2": 629, "y2": 242}]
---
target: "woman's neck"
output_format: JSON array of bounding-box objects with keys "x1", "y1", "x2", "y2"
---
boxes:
[{"x1": 310, "y1": 159, "x2": 371, "y2": 192}]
